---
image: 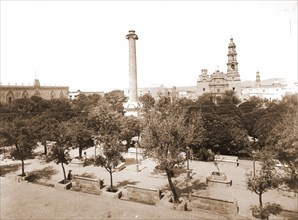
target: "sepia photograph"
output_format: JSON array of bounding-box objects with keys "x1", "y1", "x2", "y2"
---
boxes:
[{"x1": 0, "y1": 1, "x2": 297, "y2": 219}]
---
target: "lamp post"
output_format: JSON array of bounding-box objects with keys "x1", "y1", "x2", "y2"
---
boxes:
[
  {"x1": 135, "y1": 140, "x2": 139, "y2": 172},
  {"x1": 186, "y1": 147, "x2": 191, "y2": 181},
  {"x1": 252, "y1": 150, "x2": 256, "y2": 177}
]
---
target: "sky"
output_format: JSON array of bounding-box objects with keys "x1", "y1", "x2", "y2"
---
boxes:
[{"x1": 0, "y1": 1, "x2": 297, "y2": 92}]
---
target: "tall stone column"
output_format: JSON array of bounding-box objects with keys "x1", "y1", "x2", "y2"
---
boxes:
[{"x1": 126, "y1": 30, "x2": 138, "y2": 104}]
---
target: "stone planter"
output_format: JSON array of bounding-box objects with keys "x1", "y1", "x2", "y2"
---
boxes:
[
  {"x1": 101, "y1": 186, "x2": 122, "y2": 199},
  {"x1": 206, "y1": 172, "x2": 232, "y2": 187},
  {"x1": 57, "y1": 179, "x2": 72, "y2": 190},
  {"x1": 168, "y1": 196, "x2": 188, "y2": 211},
  {"x1": 69, "y1": 158, "x2": 84, "y2": 167},
  {"x1": 252, "y1": 210, "x2": 269, "y2": 220}
]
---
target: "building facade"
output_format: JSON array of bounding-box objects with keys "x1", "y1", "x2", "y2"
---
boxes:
[
  {"x1": 69, "y1": 90, "x2": 104, "y2": 100},
  {"x1": 241, "y1": 73, "x2": 297, "y2": 101},
  {"x1": 196, "y1": 38, "x2": 241, "y2": 97},
  {"x1": 0, "y1": 79, "x2": 69, "y2": 104}
]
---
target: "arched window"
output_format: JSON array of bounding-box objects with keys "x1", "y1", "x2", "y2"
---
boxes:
[
  {"x1": 6, "y1": 91, "x2": 14, "y2": 104},
  {"x1": 34, "y1": 91, "x2": 41, "y2": 97},
  {"x1": 50, "y1": 91, "x2": 55, "y2": 99},
  {"x1": 59, "y1": 91, "x2": 64, "y2": 98},
  {"x1": 22, "y1": 91, "x2": 29, "y2": 99}
]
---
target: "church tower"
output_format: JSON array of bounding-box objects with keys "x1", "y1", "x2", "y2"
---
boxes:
[{"x1": 226, "y1": 38, "x2": 240, "y2": 81}]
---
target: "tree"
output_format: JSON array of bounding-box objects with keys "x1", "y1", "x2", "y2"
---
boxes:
[
  {"x1": 238, "y1": 101, "x2": 259, "y2": 114},
  {"x1": 119, "y1": 116, "x2": 142, "y2": 149},
  {"x1": 0, "y1": 117, "x2": 37, "y2": 176},
  {"x1": 246, "y1": 151, "x2": 281, "y2": 219},
  {"x1": 104, "y1": 90, "x2": 128, "y2": 114},
  {"x1": 267, "y1": 110, "x2": 298, "y2": 185},
  {"x1": 218, "y1": 90, "x2": 241, "y2": 105},
  {"x1": 89, "y1": 100, "x2": 125, "y2": 192},
  {"x1": 50, "y1": 122, "x2": 72, "y2": 183},
  {"x1": 65, "y1": 117, "x2": 94, "y2": 158},
  {"x1": 51, "y1": 144, "x2": 71, "y2": 183},
  {"x1": 254, "y1": 100, "x2": 295, "y2": 148},
  {"x1": 28, "y1": 97, "x2": 77, "y2": 155},
  {"x1": 155, "y1": 95, "x2": 172, "y2": 112},
  {"x1": 139, "y1": 93, "x2": 155, "y2": 111},
  {"x1": 94, "y1": 141, "x2": 123, "y2": 192},
  {"x1": 196, "y1": 93, "x2": 217, "y2": 113},
  {"x1": 141, "y1": 109, "x2": 196, "y2": 203},
  {"x1": 200, "y1": 113, "x2": 231, "y2": 154},
  {"x1": 246, "y1": 152, "x2": 281, "y2": 218},
  {"x1": 216, "y1": 103, "x2": 242, "y2": 118},
  {"x1": 31, "y1": 115, "x2": 61, "y2": 155},
  {"x1": 48, "y1": 98, "x2": 76, "y2": 121},
  {"x1": 241, "y1": 109, "x2": 265, "y2": 147},
  {"x1": 71, "y1": 93, "x2": 103, "y2": 113}
]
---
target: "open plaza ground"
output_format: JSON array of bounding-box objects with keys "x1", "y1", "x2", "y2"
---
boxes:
[{"x1": 0, "y1": 146, "x2": 297, "y2": 220}]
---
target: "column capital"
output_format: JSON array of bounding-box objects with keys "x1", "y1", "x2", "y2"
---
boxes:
[{"x1": 126, "y1": 30, "x2": 138, "y2": 40}]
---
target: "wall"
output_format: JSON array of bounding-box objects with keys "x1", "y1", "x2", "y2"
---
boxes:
[
  {"x1": 190, "y1": 194, "x2": 238, "y2": 216},
  {"x1": 126, "y1": 185, "x2": 161, "y2": 205}
]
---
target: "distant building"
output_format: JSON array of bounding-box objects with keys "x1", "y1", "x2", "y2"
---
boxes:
[
  {"x1": 196, "y1": 38, "x2": 241, "y2": 97},
  {"x1": 69, "y1": 90, "x2": 104, "y2": 100},
  {"x1": 241, "y1": 73, "x2": 297, "y2": 101},
  {"x1": 0, "y1": 79, "x2": 69, "y2": 104},
  {"x1": 127, "y1": 38, "x2": 297, "y2": 102}
]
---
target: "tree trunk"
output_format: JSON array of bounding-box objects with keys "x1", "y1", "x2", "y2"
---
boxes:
[
  {"x1": 109, "y1": 171, "x2": 114, "y2": 192},
  {"x1": 259, "y1": 192, "x2": 263, "y2": 209},
  {"x1": 61, "y1": 162, "x2": 66, "y2": 183},
  {"x1": 79, "y1": 146, "x2": 82, "y2": 158},
  {"x1": 44, "y1": 143, "x2": 47, "y2": 155},
  {"x1": 21, "y1": 159, "x2": 25, "y2": 176},
  {"x1": 291, "y1": 167, "x2": 297, "y2": 182},
  {"x1": 165, "y1": 167, "x2": 179, "y2": 203}
]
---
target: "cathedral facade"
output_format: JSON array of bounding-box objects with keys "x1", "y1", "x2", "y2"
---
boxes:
[
  {"x1": 0, "y1": 79, "x2": 69, "y2": 104},
  {"x1": 196, "y1": 38, "x2": 241, "y2": 97}
]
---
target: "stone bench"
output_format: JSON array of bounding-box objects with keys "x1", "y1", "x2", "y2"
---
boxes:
[
  {"x1": 114, "y1": 162, "x2": 126, "y2": 172},
  {"x1": 206, "y1": 171, "x2": 232, "y2": 187},
  {"x1": 214, "y1": 155, "x2": 239, "y2": 166},
  {"x1": 125, "y1": 185, "x2": 162, "y2": 205},
  {"x1": 71, "y1": 176, "x2": 104, "y2": 195},
  {"x1": 190, "y1": 194, "x2": 238, "y2": 216},
  {"x1": 69, "y1": 159, "x2": 84, "y2": 167}
]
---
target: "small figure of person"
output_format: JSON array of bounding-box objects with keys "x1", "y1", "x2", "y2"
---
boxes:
[
  {"x1": 67, "y1": 170, "x2": 73, "y2": 180},
  {"x1": 83, "y1": 151, "x2": 87, "y2": 160}
]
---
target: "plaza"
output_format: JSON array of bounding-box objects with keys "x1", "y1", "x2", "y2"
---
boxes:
[{"x1": 1, "y1": 146, "x2": 297, "y2": 219}]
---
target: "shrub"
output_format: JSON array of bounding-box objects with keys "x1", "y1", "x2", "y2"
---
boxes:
[{"x1": 251, "y1": 203, "x2": 282, "y2": 219}]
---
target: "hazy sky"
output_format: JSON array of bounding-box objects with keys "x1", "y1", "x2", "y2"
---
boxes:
[{"x1": 1, "y1": 1, "x2": 297, "y2": 92}]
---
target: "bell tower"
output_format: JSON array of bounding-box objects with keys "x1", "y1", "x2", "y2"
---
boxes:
[{"x1": 226, "y1": 38, "x2": 240, "y2": 81}]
